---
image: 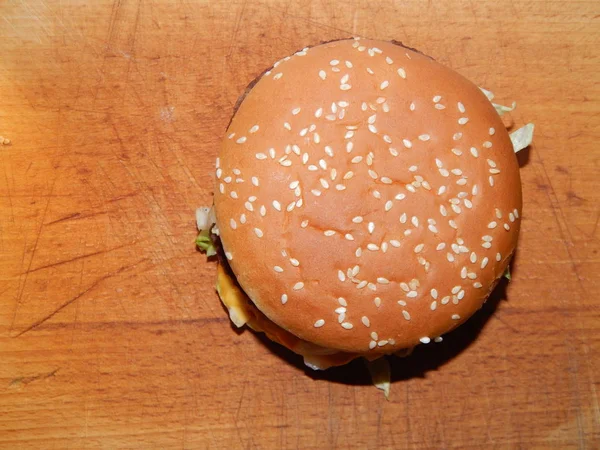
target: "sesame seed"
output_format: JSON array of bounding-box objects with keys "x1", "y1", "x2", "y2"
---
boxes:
[
  {"x1": 489, "y1": 127, "x2": 496, "y2": 135},
  {"x1": 418, "y1": 134, "x2": 430, "y2": 141},
  {"x1": 369, "y1": 341, "x2": 377, "y2": 350},
  {"x1": 367, "y1": 243, "x2": 379, "y2": 251},
  {"x1": 414, "y1": 243, "x2": 425, "y2": 253},
  {"x1": 345, "y1": 233, "x2": 354, "y2": 241},
  {"x1": 293, "y1": 282, "x2": 304, "y2": 291},
  {"x1": 230, "y1": 191, "x2": 238, "y2": 199},
  {"x1": 361, "y1": 316, "x2": 371, "y2": 327},
  {"x1": 407, "y1": 290, "x2": 418, "y2": 298},
  {"x1": 314, "y1": 319, "x2": 325, "y2": 328},
  {"x1": 340, "y1": 84, "x2": 351, "y2": 90},
  {"x1": 368, "y1": 124, "x2": 377, "y2": 134},
  {"x1": 227, "y1": 133, "x2": 235, "y2": 140},
  {"x1": 225, "y1": 252, "x2": 233, "y2": 260},
  {"x1": 397, "y1": 68, "x2": 407, "y2": 78},
  {"x1": 240, "y1": 214, "x2": 246, "y2": 224},
  {"x1": 351, "y1": 156, "x2": 362, "y2": 163},
  {"x1": 272, "y1": 200, "x2": 281, "y2": 211},
  {"x1": 409, "y1": 102, "x2": 415, "y2": 111},
  {"x1": 380, "y1": 80, "x2": 389, "y2": 90},
  {"x1": 378, "y1": 340, "x2": 388, "y2": 347},
  {"x1": 411, "y1": 216, "x2": 419, "y2": 227},
  {"x1": 330, "y1": 59, "x2": 339, "y2": 66},
  {"x1": 368, "y1": 222, "x2": 375, "y2": 234},
  {"x1": 269, "y1": 148, "x2": 276, "y2": 159},
  {"x1": 341, "y1": 322, "x2": 353, "y2": 330},
  {"x1": 289, "y1": 258, "x2": 299, "y2": 267},
  {"x1": 335, "y1": 307, "x2": 346, "y2": 314},
  {"x1": 420, "y1": 337, "x2": 431, "y2": 344},
  {"x1": 474, "y1": 282, "x2": 483, "y2": 288},
  {"x1": 301, "y1": 220, "x2": 309, "y2": 228},
  {"x1": 402, "y1": 310, "x2": 411, "y2": 320},
  {"x1": 447, "y1": 253, "x2": 455, "y2": 262},
  {"x1": 458, "y1": 117, "x2": 469, "y2": 125},
  {"x1": 483, "y1": 141, "x2": 492, "y2": 148},
  {"x1": 245, "y1": 202, "x2": 254, "y2": 212},
  {"x1": 236, "y1": 136, "x2": 247, "y2": 144},
  {"x1": 385, "y1": 200, "x2": 393, "y2": 211},
  {"x1": 377, "y1": 277, "x2": 389, "y2": 284},
  {"x1": 452, "y1": 314, "x2": 461, "y2": 320},
  {"x1": 338, "y1": 270, "x2": 346, "y2": 282},
  {"x1": 254, "y1": 228, "x2": 263, "y2": 238},
  {"x1": 355, "y1": 248, "x2": 362, "y2": 257},
  {"x1": 255, "y1": 153, "x2": 267, "y2": 160}
]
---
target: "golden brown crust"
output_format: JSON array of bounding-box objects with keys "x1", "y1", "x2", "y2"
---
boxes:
[{"x1": 214, "y1": 38, "x2": 522, "y2": 354}]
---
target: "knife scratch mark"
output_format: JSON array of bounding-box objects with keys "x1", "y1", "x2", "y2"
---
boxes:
[
  {"x1": 12, "y1": 258, "x2": 149, "y2": 338},
  {"x1": 21, "y1": 241, "x2": 141, "y2": 275},
  {"x1": 10, "y1": 173, "x2": 58, "y2": 333},
  {"x1": 9, "y1": 368, "x2": 60, "y2": 387},
  {"x1": 226, "y1": 0, "x2": 248, "y2": 58}
]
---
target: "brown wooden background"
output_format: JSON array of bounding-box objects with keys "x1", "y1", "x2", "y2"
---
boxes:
[{"x1": 1, "y1": 0, "x2": 598, "y2": 448}]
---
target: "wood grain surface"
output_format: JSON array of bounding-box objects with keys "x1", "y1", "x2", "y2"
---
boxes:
[{"x1": 1, "y1": 0, "x2": 599, "y2": 448}]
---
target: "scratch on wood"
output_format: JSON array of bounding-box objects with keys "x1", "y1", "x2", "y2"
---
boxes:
[
  {"x1": 9, "y1": 368, "x2": 60, "y2": 387},
  {"x1": 13, "y1": 258, "x2": 149, "y2": 338},
  {"x1": 22, "y1": 242, "x2": 134, "y2": 275}
]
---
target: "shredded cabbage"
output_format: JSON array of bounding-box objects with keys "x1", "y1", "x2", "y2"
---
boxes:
[
  {"x1": 195, "y1": 206, "x2": 217, "y2": 256},
  {"x1": 480, "y1": 87, "x2": 517, "y2": 116},
  {"x1": 479, "y1": 87, "x2": 495, "y2": 101},
  {"x1": 493, "y1": 101, "x2": 517, "y2": 116},
  {"x1": 504, "y1": 265, "x2": 512, "y2": 281},
  {"x1": 365, "y1": 357, "x2": 391, "y2": 399},
  {"x1": 510, "y1": 123, "x2": 535, "y2": 153}
]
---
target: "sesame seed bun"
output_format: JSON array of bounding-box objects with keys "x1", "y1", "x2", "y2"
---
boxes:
[{"x1": 214, "y1": 38, "x2": 521, "y2": 354}]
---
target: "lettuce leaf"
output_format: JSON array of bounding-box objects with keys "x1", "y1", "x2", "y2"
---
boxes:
[
  {"x1": 510, "y1": 123, "x2": 535, "y2": 153},
  {"x1": 493, "y1": 101, "x2": 517, "y2": 116},
  {"x1": 480, "y1": 87, "x2": 517, "y2": 116},
  {"x1": 195, "y1": 206, "x2": 217, "y2": 256},
  {"x1": 195, "y1": 228, "x2": 217, "y2": 256}
]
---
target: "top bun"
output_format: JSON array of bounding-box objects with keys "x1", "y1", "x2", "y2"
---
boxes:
[{"x1": 214, "y1": 38, "x2": 521, "y2": 354}]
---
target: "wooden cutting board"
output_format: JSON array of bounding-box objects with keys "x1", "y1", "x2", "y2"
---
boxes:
[{"x1": 1, "y1": 1, "x2": 598, "y2": 448}]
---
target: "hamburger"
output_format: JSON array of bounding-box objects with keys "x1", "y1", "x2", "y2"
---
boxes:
[{"x1": 196, "y1": 38, "x2": 533, "y2": 394}]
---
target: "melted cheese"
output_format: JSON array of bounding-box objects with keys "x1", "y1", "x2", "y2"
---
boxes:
[{"x1": 216, "y1": 263, "x2": 360, "y2": 369}]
